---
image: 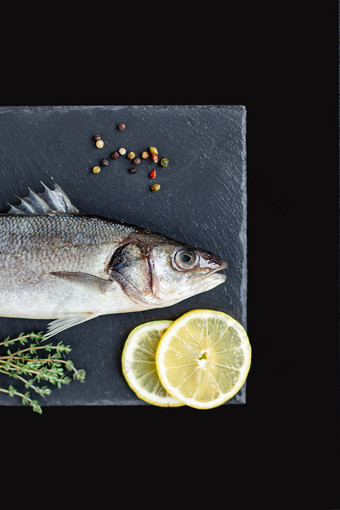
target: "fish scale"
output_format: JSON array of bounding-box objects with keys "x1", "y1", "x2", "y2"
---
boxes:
[{"x1": 0, "y1": 182, "x2": 227, "y2": 339}]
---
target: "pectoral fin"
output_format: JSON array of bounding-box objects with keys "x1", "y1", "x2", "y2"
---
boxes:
[
  {"x1": 50, "y1": 271, "x2": 113, "y2": 294},
  {"x1": 45, "y1": 312, "x2": 98, "y2": 339},
  {"x1": 43, "y1": 272, "x2": 114, "y2": 339}
]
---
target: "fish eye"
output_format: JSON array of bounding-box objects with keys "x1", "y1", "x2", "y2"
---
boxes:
[{"x1": 173, "y1": 249, "x2": 199, "y2": 271}]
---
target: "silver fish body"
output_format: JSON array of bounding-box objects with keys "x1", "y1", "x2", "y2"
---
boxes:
[{"x1": 0, "y1": 182, "x2": 227, "y2": 337}]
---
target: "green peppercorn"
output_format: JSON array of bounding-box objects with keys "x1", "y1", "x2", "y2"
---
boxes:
[
  {"x1": 150, "y1": 183, "x2": 161, "y2": 192},
  {"x1": 92, "y1": 166, "x2": 101, "y2": 174},
  {"x1": 160, "y1": 157, "x2": 169, "y2": 168},
  {"x1": 127, "y1": 151, "x2": 136, "y2": 160}
]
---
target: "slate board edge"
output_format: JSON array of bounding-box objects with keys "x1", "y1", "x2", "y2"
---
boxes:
[{"x1": 0, "y1": 104, "x2": 248, "y2": 408}]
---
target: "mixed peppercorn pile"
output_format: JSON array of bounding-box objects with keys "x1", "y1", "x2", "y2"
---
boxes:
[{"x1": 91, "y1": 123, "x2": 169, "y2": 193}]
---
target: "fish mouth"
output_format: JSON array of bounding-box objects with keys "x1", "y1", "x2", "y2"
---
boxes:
[
  {"x1": 201, "y1": 257, "x2": 228, "y2": 289},
  {"x1": 186, "y1": 273, "x2": 226, "y2": 297},
  {"x1": 203, "y1": 255, "x2": 228, "y2": 285},
  {"x1": 199, "y1": 250, "x2": 228, "y2": 273},
  {"x1": 209, "y1": 258, "x2": 228, "y2": 276},
  {"x1": 191, "y1": 265, "x2": 227, "y2": 294},
  {"x1": 215, "y1": 260, "x2": 228, "y2": 272},
  {"x1": 207, "y1": 271, "x2": 227, "y2": 286}
]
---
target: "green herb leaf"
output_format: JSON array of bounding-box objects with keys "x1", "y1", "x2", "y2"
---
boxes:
[{"x1": 0, "y1": 331, "x2": 86, "y2": 413}]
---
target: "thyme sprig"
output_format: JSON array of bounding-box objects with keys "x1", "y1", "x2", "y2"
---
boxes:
[{"x1": 0, "y1": 331, "x2": 85, "y2": 413}]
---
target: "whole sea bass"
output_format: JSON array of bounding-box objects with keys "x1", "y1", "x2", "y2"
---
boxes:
[{"x1": 0, "y1": 181, "x2": 227, "y2": 338}]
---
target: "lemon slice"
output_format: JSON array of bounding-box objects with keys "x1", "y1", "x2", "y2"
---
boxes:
[
  {"x1": 122, "y1": 320, "x2": 183, "y2": 407},
  {"x1": 156, "y1": 310, "x2": 251, "y2": 409}
]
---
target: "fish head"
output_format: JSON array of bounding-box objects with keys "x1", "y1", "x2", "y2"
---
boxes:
[
  {"x1": 150, "y1": 242, "x2": 227, "y2": 306},
  {"x1": 108, "y1": 236, "x2": 227, "y2": 308}
]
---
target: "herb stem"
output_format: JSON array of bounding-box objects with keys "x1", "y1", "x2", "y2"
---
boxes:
[
  {"x1": 0, "y1": 331, "x2": 85, "y2": 412},
  {"x1": 0, "y1": 334, "x2": 32, "y2": 348},
  {"x1": 3, "y1": 344, "x2": 61, "y2": 357},
  {"x1": 0, "y1": 385, "x2": 30, "y2": 399},
  {"x1": 0, "y1": 385, "x2": 42, "y2": 413},
  {"x1": 0, "y1": 368, "x2": 41, "y2": 395},
  {"x1": 38, "y1": 357, "x2": 84, "y2": 380},
  {"x1": 0, "y1": 355, "x2": 83, "y2": 381},
  {"x1": 0, "y1": 361, "x2": 67, "y2": 385}
]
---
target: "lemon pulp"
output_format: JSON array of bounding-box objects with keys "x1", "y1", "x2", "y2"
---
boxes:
[
  {"x1": 156, "y1": 310, "x2": 251, "y2": 409},
  {"x1": 121, "y1": 320, "x2": 183, "y2": 407}
]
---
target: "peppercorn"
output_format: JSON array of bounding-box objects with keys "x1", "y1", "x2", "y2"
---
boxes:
[
  {"x1": 160, "y1": 157, "x2": 169, "y2": 168},
  {"x1": 132, "y1": 157, "x2": 141, "y2": 165},
  {"x1": 150, "y1": 183, "x2": 161, "y2": 192},
  {"x1": 130, "y1": 167, "x2": 137, "y2": 174},
  {"x1": 119, "y1": 147, "x2": 126, "y2": 155},
  {"x1": 118, "y1": 123, "x2": 126, "y2": 131},
  {"x1": 151, "y1": 154, "x2": 159, "y2": 163},
  {"x1": 149, "y1": 147, "x2": 158, "y2": 155},
  {"x1": 101, "y1": 159, "x2": 109, "y2": 166},
  {"x1": 141, "y1": 151, "x2": 149, "y2": 159},
  {"x1": 127, "y1": 151, "x2": 135, "y2": 160},
  {"x1": 92, "y1": 166, "x2": 101, "y2": 174},
  {"x1": 149, "y1": 169, "x2": 156, "y2": 179},
  {"x1": 110, "y1": 151, "x2": 120, "y2": 159},
  {"x1": 95, "y1": 139, "x2": 104, "y2": 148},
  {"x1": 93, "y1": 134, "x2": 101, "y2": 141}
]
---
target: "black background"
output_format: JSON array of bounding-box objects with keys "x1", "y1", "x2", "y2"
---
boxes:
[{"x1": 0, "y1": 1, "x2": 338, "y2": 509}]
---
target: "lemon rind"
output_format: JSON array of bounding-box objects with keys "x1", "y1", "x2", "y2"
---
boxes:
[
  {"x1": 155, "y1": 310, "x2": 251, "y2": 410},
  {"x1": 122, "y1": 320, "x2": 184, "y2": 407}
]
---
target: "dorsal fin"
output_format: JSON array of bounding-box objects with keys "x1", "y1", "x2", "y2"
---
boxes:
[{"x1": 6, "y1": 180, "x2": 81, "y2": 215}]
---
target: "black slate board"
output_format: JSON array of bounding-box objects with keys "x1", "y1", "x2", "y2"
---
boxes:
[{"x1": 0, "y1": 105, "x2": 247, "y2": 406}]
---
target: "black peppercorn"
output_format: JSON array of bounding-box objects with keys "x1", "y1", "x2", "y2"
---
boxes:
[
  {"x1": 118, "y1": 123, "x2": 126, "y2": 131},
  {"x1": 93, "y1": 134, "x2": 101, "y2": 141},
  {"x1": 101, "y1": 159, "x2": 109, "y2": 166},
  {"x1": 130, "y1": 167, "x2": 137, "y2": 174},
  {"x1": 110, "y1": 151, "x2": 120, "y2": 159},
  {"x1": 132, "y1": 157, "x2": 141, "y2": 165}
]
